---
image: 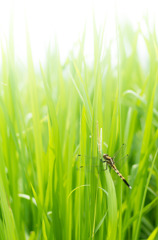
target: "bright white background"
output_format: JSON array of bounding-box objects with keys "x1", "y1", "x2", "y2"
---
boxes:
[{"x1": 0, "y1": 0, "x2": 157, "y2": 66}]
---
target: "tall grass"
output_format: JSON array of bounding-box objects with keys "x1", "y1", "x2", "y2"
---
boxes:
[{"x1": 0, "y1": 16, "x2": 158, "y2": 240}]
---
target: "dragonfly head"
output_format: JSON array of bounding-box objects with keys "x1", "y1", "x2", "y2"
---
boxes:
[{"x1": 103, "y1": 154, "x2": 108, "y2": 159}]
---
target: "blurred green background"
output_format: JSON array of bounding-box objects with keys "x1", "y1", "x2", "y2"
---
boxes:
[{"x1": 0, "y1": 2, "x2": 158, "y2": 240}]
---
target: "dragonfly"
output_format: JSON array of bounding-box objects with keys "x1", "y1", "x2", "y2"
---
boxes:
[{"x1": 78, "y1": 144, "x2": 132, "y2": 189}]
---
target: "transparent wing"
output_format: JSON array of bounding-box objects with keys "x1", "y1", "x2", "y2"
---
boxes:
[
  {"x1": 75, "y1": 155, "x2": 105, "y2": 172},
  {"x1": 110, "y1": 144, "x2": 130, "y2": 173},
  {"x1": 112, "y1": 154, "x2": 129, "y2": 174},
  {"x1": 77, "y1": 154, "x2": 98, "y2": 160},
  {"x1": 76, "y1": 154, "x2": 102, "y2": 165},
  {"x1": 112, "y1": 144, "x2": 127, "y2": 161},
  {"x1": 76, "y1": 163, "x2": 106, "y2": 172}
]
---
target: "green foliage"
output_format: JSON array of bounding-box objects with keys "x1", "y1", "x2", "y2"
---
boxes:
[{"x1": 0, "y1": 17, "x2": 158, "y2": 240}]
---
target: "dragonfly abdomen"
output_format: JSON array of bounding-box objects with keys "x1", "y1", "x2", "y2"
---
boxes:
[{"x1": 112, "y1": 165, "x2": 132, "y2": 189}]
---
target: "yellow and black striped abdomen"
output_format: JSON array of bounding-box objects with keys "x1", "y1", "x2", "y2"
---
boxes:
[{"x1": 112, "y1": 165, "x2": 132, "y2": 189}]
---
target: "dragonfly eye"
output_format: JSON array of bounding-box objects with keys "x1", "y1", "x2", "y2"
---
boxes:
[{"x1": 103, "y1": 154, "x2": 108, "y2": 158}]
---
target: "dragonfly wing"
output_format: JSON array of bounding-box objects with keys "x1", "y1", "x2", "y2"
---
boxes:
[
  {"x1": 112, "y1": 144, "x2": 127, "y2": 160},
  {"x1": 77, "y1": 165, "x2": 106, "y2": 172},
  {"x1": 76, "y1": 159, "x2": 106, "y2": 172},
  {"x1": 77, "y1": 155, "x2": 98, "y2": 160},
  {"x1": 76, "y1": 154, "x2": 103, "y2": 165}
]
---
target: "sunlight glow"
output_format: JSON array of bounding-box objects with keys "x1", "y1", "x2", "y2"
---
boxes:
[{"x1": 0, "y1": 0, "x2": 157, "y2": 65}]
